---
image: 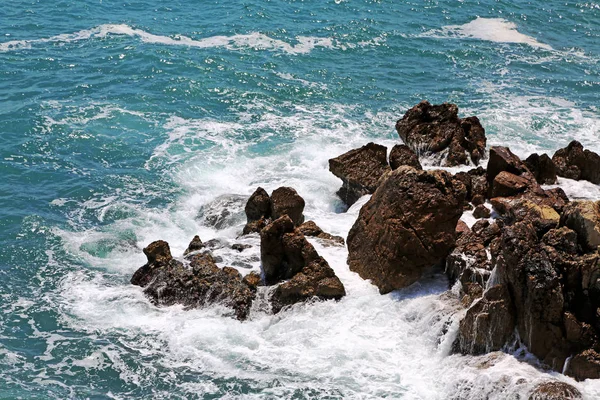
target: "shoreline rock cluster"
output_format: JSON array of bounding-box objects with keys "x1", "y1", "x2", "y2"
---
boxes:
[{"x1": 130, "y1": 100, "x2": 600, "y2": 385}]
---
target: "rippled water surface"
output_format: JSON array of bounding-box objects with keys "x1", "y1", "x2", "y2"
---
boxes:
[{"x1": 1, "y1": 1, "x2": 600, "y2": 398}]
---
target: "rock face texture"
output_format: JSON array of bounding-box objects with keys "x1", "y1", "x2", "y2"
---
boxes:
[
  {"x1": 395, "y1": 101, "x2": 486, "y2": 166},
  {"x1": 553, "y1": 140, "x2": 600, "y2": 184},
  {"x1": 347, "y1": 166, "x2": 466, "y2": 294},
  {"x1": 528, "y1": 381, "x2": 582, "y2": 400},
  {"x1": 389, "y1": 144, "x2": 422, "y2": 170},
  {"x1": 560, "y1": 201, "x2": 600, "y2": 251},
  {"x1": 260, "y1": 216, "x2": 346, "y2": 312},
  {"x1": 270, "y1": 187, "x2": 305, "y2": 226},
  {"x1": 243, "y1": 187, "x2": 272, "y2": 234},
  {"x1": 329, "y1": 142, "x2": 391, "y2": 206},
  {"x1": 131, "y1": 240, "x2": 257, "y2": 320},
  {"x1": 525, "y1": 153, "x2": 558, "y2": 185}
]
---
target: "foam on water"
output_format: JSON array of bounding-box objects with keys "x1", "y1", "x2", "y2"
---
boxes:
[{"x1": 421, "y1": 17, "x2": 553, "y2": 50}]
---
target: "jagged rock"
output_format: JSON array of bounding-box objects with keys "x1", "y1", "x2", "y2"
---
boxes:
[
  {"x1": 473, "y1": 204, "x2": 491, "y2": 219},
  {"x1": 243, "y1": 187, "x2": 272, "y2": 234},
  {"x1": 242, "y1": 271, "x2": 262, "y2": 290},
  {"x1": 560, "y1": 201, "x2": 600, "y2": 252},
  {"x1": 389, "y1": 144, "x2": 422, "y2": 170},
  {"x1": 542, "y1": 227, "x2": 579, "y2": 255},
  {"x1": 491, "y1": 197, "x2": 560, "y2": 235},
  {"x1": 487, "y1": 146, "x2": 530, "y2": 185},
  {"x1": 329, "y1": 142, "x2": 391, "y2": 206},
  {"x1": 525, "y1": 153, "x2": 558, "y2": 185},
  {"x1": 553, "y1": 140, "x2": 600, "y2": 184},
  {"x1": 395, "y1": 101, "x2": 486, "y2": 166},
  {"x1": 270, "y1": 187, "x2": 305, "y2": 226},
  {"x1": 298, "y1": 220, "x2": 345, "y2": 246},
  {"x1": 347, "y1": 166, "x2": 466, "y2": 294},
  {"x1": 445, "y1": 228, "x2": 490, "y2": 289},
  {"x1": 131, "y1": 241, "x2": 256, "y2": 320},
  {"x1": 565, "y1": 349, "x2": 600, "y2": 381},
  {"x1": 491, "y1": 171, "x2": 531, "y2": 198},
  {"x1": 271, "y1": 257, "x2": 346, "y2": 313},
  {"x1": 453, "y1": 172, "x2": 473, "y2": 201},
  {"x1": 528, "y1": 381, "x2": 582, "y2": 400},
  {"x1": 183, "y1": 235, "x2": 204, "y2": 256},
  {"x1": 455, "y1": 284, "x2": 515, "y2": 354}
]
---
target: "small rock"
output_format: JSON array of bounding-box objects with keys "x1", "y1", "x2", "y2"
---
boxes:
[
  {"x1": 243, "y1": 187, "x2": 272, "y2": 234},
  {"x1": 565, "y1": 349, "x2": 600, "y2": 381},
  {"x1": 389, "y1": 144, "x2": 422, "y2": 170},
  {"x1": 231, "y1": 243, "x2": 252, "y2": 252},
  {"x1": 491, "y1": 171, "x2": 531, "y2": 198},
  {"x1": 473, "y1": 204, "x2": 491, "y2": 219},
  {"x1": 183, "y1": 235, "x2": 204, "y2": 256}
]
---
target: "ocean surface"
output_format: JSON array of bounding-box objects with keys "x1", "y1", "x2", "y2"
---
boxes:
[{"x1": 1, "y1": 1, "x2": 600, "y2": 398}]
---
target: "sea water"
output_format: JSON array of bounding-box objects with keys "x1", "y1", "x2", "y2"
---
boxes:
[{"x1": 1, "y1": 1, "x2": 600, "y2": 398}]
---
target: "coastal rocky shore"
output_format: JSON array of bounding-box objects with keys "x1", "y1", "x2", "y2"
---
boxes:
[{"x1": 130, "y1": 100, "x2": 600, "y2": 389}]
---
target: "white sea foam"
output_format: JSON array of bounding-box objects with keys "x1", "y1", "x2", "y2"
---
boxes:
[
  {"x1": 0, "y1": 24, "x2": 337, "y2": 54},
  {"x1": 420, "y1": 17, "x2": 553, "y2": 50}
]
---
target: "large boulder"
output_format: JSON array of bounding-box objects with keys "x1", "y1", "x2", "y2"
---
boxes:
[
  {"x1": 270, "y1": 187, "x2": 305, "y2": 226},
  {"x1": 560, "y1": 201, "x2": 600, "y2": 252},
  {"x1": 131, "y1": 240, "x2": 256, "y2": 320},
  {"x1": 525, "y1": 153, "x2": 558, "y2": 185},
  {"x1": 389, "y1": 144, "x2": 422, "y2": 170},
  {"x1": 565, "y1": 349, "x2": 600, "y2": 381},
  {"x1": 329, "y1": 142, "x2": 391, "y2": 206},
  {"x1": 553, "y1": 140, "x2": 600, "y2": 184},
  {"x1": 347, "y1": 166, "x2": 466, "y2": 294},
  {"x1": 486, "y1": 146, "x2": 531, "y2": 185},
  {"x1": 395, "y1": 101, "x2": 486, "y2": 166}
]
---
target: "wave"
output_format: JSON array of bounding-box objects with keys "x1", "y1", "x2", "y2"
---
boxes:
[
  {"x1": 420, "y1": 17, "x2": 553, "y2": 50},
  {"x1": 0, "y1": 24, "x2": 338, "y2": 54}
]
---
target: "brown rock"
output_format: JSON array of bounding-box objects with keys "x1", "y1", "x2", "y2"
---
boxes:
[
  {"x1": 473, "y1": 204, "x2": 491, "y2": 219},
  {"x1": 553, "y1": 140, "x2": 600, "y2": 184},
  {"x1": 298, "y1": 220, "x2": 345, "y2": 246},
  {"x1": 270, "y1": 187, "x2": 305, "y2": 226},
  {"x1": 487, "y1": 146, "x2": 530, "y2": 184},
  {"x1": 347, "y1": 166, "x2": 465, "y2": 294},
  {"x1": 242, "y1": 271, "x2": 262, "y2": 290},
  {"x1": 456, "y1": 220, "x2": 471, "y2": 237},
  {"x1": 472, "y1": 194, "x2": 485, "y2": 206},
  {"x1": 243, "y1": 187, "x2": 272, "y2": 234},
  {"x1": 528, "y1": 381, "x2": 582, "y2": 400},
  {"x1": 491, "y1": 171, "x2": 530, "y2": 198},
  {"x1": 183, "y1": 235, "x2": 204, "y2": 256},
  {"x1": 329, "y1": 142, "x2": 391, "y2": 206},
  {"x1": 525, "y1": 153, "x2": 558, "y2": 185},
  {"x1": 565, "y1": 349, "x2": 600, "y2": 381},
  {"x1": 560, "y1": 201, "x2": 600, "y2": 252},
  {"x1": 389, "y1": 144, "x2": 422, "y2": 170},
  {"x1": 395, "y1": 101, "x2": 486, "y2": 166}
]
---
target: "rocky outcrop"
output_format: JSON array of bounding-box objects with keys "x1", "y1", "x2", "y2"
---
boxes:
[
  {"x1": 560, "y1": 201, "x2": 600, "y2": 252},
  {"x1": 260, "y1": 216, "x2": 346, "y2": 311},
  {"x1": 525, "y1": 153, "x2": 558, "y2": 185},
  {"x1": 395, "y1": 101, "x2": 486, "y2": 166},
  {"x1": 389, "y1": 144, "x2": 422, "y2": 170},
  {"x1": 329, "y1": 142, "x2": 391, "y2": 206},
  {"x1": 183, "y1": 235, "x2": 204, "y2": 256},
  {"x1": 243, "y1": 187, "x2": 272, "y2": 234},
  {"x1": 270, "y1": 187, "x2": 305, "y2": 226},
  {"x1": 131, "y1": 240, "x2": 256, "y2": 320},
  {"x1": 347, "y1": 166, "x2": 466, "y2": 294},
  {"x1": 553, "y1": 140, "x2": 600, "y2": 184},
  {"x1": 297, "y1": 221, "x2": 345, "y2": 246},
  {"x1": 242, "y1": 186, "x2": 305, "y2": 234}
]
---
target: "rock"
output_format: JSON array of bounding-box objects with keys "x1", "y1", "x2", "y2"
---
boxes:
[
  {"x1": 329, "y1": 142, "x2": 391, "y2": 206},
  {"x1": 395, "y1": 101, "x2": 486, "y2": 166},
  {"x1": 271, "y1": 257, "x2": 346, "y2": 313},
  {"x1": 553, "y1": 140, "x2": 600, "y2": 184},
  {"x1": 455, "y1": 284, "x2": 515, "y2": 355},
  {"x1": 453, "y1": 172, "x2": 473, "y2": 201},
  {"x1": 456, "y1": 220, "x2": 471, "y2": 237},
  {"x1": 528, "y1": 381, "x2": 582, "y2": 400},
  {"x1": 525, "y1": 153, "x2": 558, "y2": 185},
  {"x1": 472, "y1": 194, "x2": 485, "y2": 206},
  {"x1": 542, "y1": 227, "x2": 579, "y2": 255},
  {"x1": 560, "y1": 201, "x2": 600, "y2": 252},
  {"x1": 473, "y1": 204, "x2": 491, "y2": 219},
  {"x1": 243, "y1": 187, "x2": 272, "y2": 234},
  {"x1": 298, "y1": 220, "x2": 345, "y2": 246},
  {"x1": 491, "y1": 171, "x2": 531, "y2": 198},
  {"x1": 471, "y1": 176, "x2": 489, "y2": 201},
  {"x1": 565, "y1": 349, "x2": 600, "y2": 381},
  {"x1": 231, "y1": 243, "x2": 251, "y2": 252},
  {"x1": 389, "y1": 144, "x2": 422, "y2": 170},
  {"x1": 487, "y1": 146, "x2": 530, "y2": 185},
  {"x1": 445, "y1": 228, "x2": 490, "y2": 289},
  {"x1": 270, "y1": 187, "x2": 305, "y2": 226},
  {"x1": 242, "y1": 271, "x2": 262, "y2": 290},
  {"x1": 183, "y1": 235, "x2": 204, "y2": 256},
  {"x1": 491, "y1": 197, "x2": 560, "y2": 234},
  {"x1": 347, "y1": 166, "x2": 465, "y2": 294},
  {"x1": 131, "y1": 241, "x2": 256, "y2": 320}
]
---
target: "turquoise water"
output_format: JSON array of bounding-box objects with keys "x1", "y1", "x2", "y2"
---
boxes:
[{"x1": 1, "y1": 1, "x2": 600, "y2": 398}]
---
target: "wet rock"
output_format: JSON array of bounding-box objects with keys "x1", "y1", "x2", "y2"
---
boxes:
[
  {"x1": 131, "y1": 241, "x2": 256, "y2": 320},
  {"x1": 491, "y1": 171, "x2": 531, "y2": 198},
  {"x1": 242, "y1": 271, "x2": 262, "y2": 290},
  {"x1": 231, "y1": 243, "x2": 252, "y2": 252},
  {"x1": 542, "y1": 227, "x2": 579, "y2": 255},
  {"x1": 243, "y1": 187, "x2": 272, "y2": 234},
  {"x1": 528, "y1": 381, "x2": 582, "y2": 400},
  {"x1": 395, "y1": 101, "x2": 486, "y2": 166},
  {"x1": 347, "y1": 166, "x2": 465, "y2": 294},
  {"x1": 271, "y1": 257, "x2": 346, "y2": 313},
  {"x1": 456, "y1": 220, "x2": 471, "y2": 237},
  {"x1": 183, "y1": 235, "x2": 204, "y2": 256},
  {"x1": 298, "y1": 220, "x2": 345, "y2": 246},
  {"x1": 525, "y1": 153, "x2": 558, "y2": 185},
  {"x1": 329, "y1": 142, "x2": 391, "y2": 206},
  {"x1": 487, "y1": 146, "x2": 530, "y2": 185},
  {"x1": 270, "y1": 187, "x2": 305, "y2": 226},
  {"x1": 553, "y1": 140, "x2": 600, "y2": 184},
  {"x1": 389, "y1": 144, "x2": 422, "y2": 170},
  {"x1": 445, "y1": 228, "x2": 490, "y2": 288},
  {"x1": 491, "y1": 197, "x2": 560, "y2": 234},
  {"x1": 565, "y1": 349, "x2": 600, "y2": 381},
  {"x1": 471, "y1": 176, "x2": 489, "y2": 201},
  {"x1": 560, "y1": 201, "x2": 600, "y2": 252},
  {"x1": 473, "y1": 204, "x2": 491, "y2": 219},
  {"x1": 455, "y1": 284, "x2": 515, "y2": 355},
  {"x1": 453, "y1": 172, "x2": 473, "y2": 201},
  {"x1": 472, "y1": 194, "x2": 485, "y2": 206}
]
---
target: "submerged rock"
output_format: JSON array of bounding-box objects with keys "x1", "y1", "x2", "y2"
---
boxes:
[
  {"x1": 389, "y1": 144, "x2": 422, "y2": 170},
  {"x1": 395, "y1": 101, "x2": 486, "y2": 166},
  {"x1": 347, "y1": 166, "x2": 465, "y2": 294},
  {"x1": 528, "y1": 381, "x2": 582, "y2": 400},
  {"x1": 553, "y1": 140, "x2": 600, "y2": 184},
  {"x1": 297, "y1": 220, "x2": 345, "y2": 246},
  {"x1": 131, "y1": 240, "x2": 256, "y2": 320},
  {"x1": 328, "y1": 142, "x2": 391, "y2": 206}
]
